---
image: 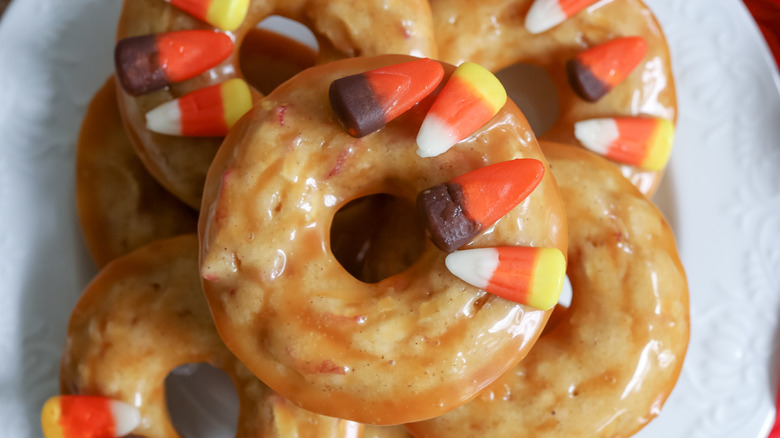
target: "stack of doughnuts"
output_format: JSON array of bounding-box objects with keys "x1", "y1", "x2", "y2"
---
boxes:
[{"x1": 43, "y1": 0, "x2": 688, "y2": 437}]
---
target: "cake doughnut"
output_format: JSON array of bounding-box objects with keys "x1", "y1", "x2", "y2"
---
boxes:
[
  {"x1": 407, "y1": 142, "x2": 689, "y2": 437},
  {"x1": 199, "y1": 54, "x2": 568, "y2": 425},
  {"x1": 428, "y1": 0, "x2": 677, "y2": 195},
  {"x1": 114, "y1": 0, "x2": 438, "y2": 208},
  {"x1": 76, "y1": 77, "x2": 198, "y2": 267},
  {"x1": 77, "y1": 29, "x2": 316, "y2": 267},
  {"x1": 55, "y1": 235, "x2": 362, "y2": 438}
]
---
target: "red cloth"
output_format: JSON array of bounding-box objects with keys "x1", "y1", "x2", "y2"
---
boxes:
[
  {"x1": 744, "y1": 0, "x2": 780, "y2": 69},
  {"x1": 741, "y1": 3, "x2": 780, "y2": 437}
]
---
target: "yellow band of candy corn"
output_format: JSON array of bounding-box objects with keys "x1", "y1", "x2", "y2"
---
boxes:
[
  {"x1": 207, "y1": 0, "x2": 250, "y2": 31},
  {"x1": 527, "y1": 247, "x2": 566, "y2": 310}
]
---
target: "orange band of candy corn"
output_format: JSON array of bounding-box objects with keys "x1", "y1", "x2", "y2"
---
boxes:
[
  {"x1": 416, "y1": 62, "x2": 506, "y2": 157},
  {"x1": 41, "y1": 395, "x2": 140, "y2": 438},
  {"x1": 574, "y1": 117, "x2": 674, "y2": 171},
  {"x1": 567, "y1": 36, "x2": 648, "y2": 101},
  {"x1": 330, "y1": 58, "x2": 444, "y2": 137},
  {"x1": 445, "y1": 247, "x2": 566, "y2": 310},
  {"x1": 145, "y1": 78, "x2": 252, "y2": 137},
  {"x1": 417, "y1": 159, "x2": 546, "y2": 253},
  {"x1": 525, "y1": 0, "x2": 599, "y2": 34}
]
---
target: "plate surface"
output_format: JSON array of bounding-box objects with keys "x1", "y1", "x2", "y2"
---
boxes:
[{"x1": 0, "y1": 0, "x2": 779, "y2": 436}]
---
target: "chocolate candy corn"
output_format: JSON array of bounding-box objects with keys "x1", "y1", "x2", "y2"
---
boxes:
[
  {"x1": 115, "y1": 30, "x2": 233, "y2": 96},
  {"x1": 145, "y1": 78, "x2": 252, "y2": 136},
  {"x1": 329, "y1": 58, "x2": 444, "y2": 137},
  {"x1": 41, "y1": 395, "x2": 140, "y2": 438},
  {"x1": 445, "y1": 247, "x2": 566, "y2": 310},
  {"x1": 567, "y1": 37, "x2": 648, "y2": 102},
  {"x1": 418, "y1": 159, "x2": 545, "y2": 253},
  {"x1": 163, "y1": 0, "x2": 249, "y2": 31},
  {"x1": 416, "y1": 62, "x2": 506, "y2": 157},
  {"x1": 525, "y1": 0, "x2": 599, "y2": 34},
  {"x1": 574, "y1": 117, "x2": 674, "y2": 170}
]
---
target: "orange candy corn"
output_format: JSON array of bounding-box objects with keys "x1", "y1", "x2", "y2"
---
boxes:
[
  {"x1": 164, "y1": 0, "x2": 249, "y2": 30},
  {"x1": 115, "y1": 30, "x2": 233, "y2": 96},
  {"x1": 329, "y1": 58, "x2": 445, "y2": 137},
  {"x1": 416, "y1": 62, "x2": 506, "y2": 157},
  {"x1": 567, "y1": 37, "x2": 648, "y2": 102},
  {"x1": 525, "y1": 0, "x2": 599, "y2": 34},
  {"x1": 574, "y1": 117, "x2": 675, "y2": 171},
  {"x1": 417, "y1": 159, "x2": 545, "y2": 252},
  {"x1": 145, "y1": 78, "x2": 252, "y2": 136},
  {"x1": 41, "y1": 395, "x2": 140, "y2": 438},
  {"x1": 445, "y1": 247, "x2": 566, "y2": 310}
]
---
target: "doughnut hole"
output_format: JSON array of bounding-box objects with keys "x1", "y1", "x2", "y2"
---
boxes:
[
  {"x1": 239, "y1": 16, "x2": 319, "y2": 95},
  {"x1": 330, "y1": 194, "x2": 425, "y2": 284},
  {"x1": 495, "y1": 63, "x2": 560, "y2": 137},
  {"x1": 165, "y1": 363, "x2": 239, "y2": 438},
  {"x1": 541, "y1": 274, "x2": 573, "y2": 335}
]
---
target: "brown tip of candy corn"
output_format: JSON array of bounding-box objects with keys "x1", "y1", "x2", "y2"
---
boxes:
[
  {"x1": 115, "y1": 35, "x2": 167, "y2": 96},
  {"x1": 417, "y1": 182, "x2": 479, "y2": 253},
  {"x1": 566, "y1": 58, "x2": 609, "y2": 102},
  {"x1": 329, "y1": 74, "x2": 384, "y2": 137}
]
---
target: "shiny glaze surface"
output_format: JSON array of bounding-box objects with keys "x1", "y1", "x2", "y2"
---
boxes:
[
  {"x1": 409, "y1": 143, "x2": 689, "y2": 437},
  {"x1": 115, "y1": 0, "x2": 437, "y2": 208},
  {"x1": 76, "y1": 77, "x2": 198, "y2": 268},
  {"x1": 429, "y1": 0, "x2": 677, "y2": 195},
  {"x1": 60, "y1": 235, "x2": 361, "y2": 438},
  {"x1": 199, "y1": 55, "x2": 567, "y2": 425}
]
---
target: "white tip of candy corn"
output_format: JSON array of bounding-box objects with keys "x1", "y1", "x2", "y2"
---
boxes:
[
  {"x1": 445, "y1": 248, "x2": 499, "y2": 290},
  {"x1": 525, "y1": 0, "x2": 567, "y2": 34},
  {"x1": 145, "y1": 100, "x2": 183, "y2": 135},
  {"x1": 416, "y1": 115, "x2": 460, "y2": 158},
  {"x1": 574, "y1": 118, "x2": 619, "y2": 156},
  {"x1": 110, "y1": 400, "x2": 142, "y2": 436}
]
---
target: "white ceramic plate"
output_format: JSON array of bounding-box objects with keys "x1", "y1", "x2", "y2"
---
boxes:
[{"x1": 1, "y1": 0, "x2": 779, "y2": 436}]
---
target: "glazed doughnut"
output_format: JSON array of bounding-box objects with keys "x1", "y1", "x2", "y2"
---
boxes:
[
  {"x1": 76, "y1": 77, "x2": 197, "y2": 267},
  {"x1": 199, "y1": 54, "x2": 567, "y2": 425},
  {"x1": 407, "y1": 142, "x2": 689, "y2": 437},
  {"x1": 114, "y1": 0, "x2": 438, "y2": 208},
  {"x1": 77, "y1": 29, "x2": 315, "y2": 267},
  {"x1": 429, "y1": 0, "x2": 677, "y2": 195},
  {"x1": 57, "y1": 235, "x2": 362, "y2": 438}
]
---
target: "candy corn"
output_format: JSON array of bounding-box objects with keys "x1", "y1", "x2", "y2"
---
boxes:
[
  {"x1": 329, "y1": 58, "x2": 444, "y2": 137},
  {"x1": 418, "y1": 159, "x2": 545, "y2": 253},
  {"x1": 115, "y1": 30, "x2": 233, "y2": 96},
  {"x1": 525, "y1": 0, "x2": 599, "y2": 34},
  {"x1": 163, "y1": 0, "x2": 249, "y2": 31},
  {"x1": 445, "y1": 247, "x2": 565, "y2": 310},
  {"x1": 145, "y1": 78, "x2": 252, "y2": 136},
  {"x1": 574, "y1": 117, "x2": 675, "y2": 170},
  {"x1": 567, "y1": 37, "x2": 648, "y2": 102},
  {"x1": 416, "y1": 62, "x2": 506, "y2": 157},
  {"x1": 41, "y1": 395, "x2": 140, "y2": 438}
]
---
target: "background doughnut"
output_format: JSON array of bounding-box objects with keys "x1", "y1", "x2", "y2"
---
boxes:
[
  {"x1": 76, "y1": 77, "x2": 197, "y2": 268},
  {"x1": 115, "y1": 0, "x2": 438, "y2": 208},
  {"x1": 429, "y1": 0, "x2": 677, "y2": 195},
  {"x1": 199, "y1": 55, "x2": 568, "y2": 425},
  {"x1": 407, "y1": 142, "x2": 689, "y2": 437},
  {"x1": 76, "y1": 28, "x2": 317, "y2": 268},
  {"x1": 60, "y1": 234, "x2": 361, "y2": 438}
]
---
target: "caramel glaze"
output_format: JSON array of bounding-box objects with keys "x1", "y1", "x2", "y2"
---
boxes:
[
  {"x1": 115, "y1": 0, "x2": 438, "y2": 208},
  {"x1": 199, "y1": 54, "x2": 568, "y2": 425},
  {"x1": 408, "y1": 143, "x2": 689, "y2": 438},
  {"x1": 76, "y1": 77, "x2": 198, "y2": 267},
  {"x1": 60, "y1": 235, "x2": 363, "y2": 438},
  {"x1": 428, "y1": 0, "x2": 677, "y2": 196}
]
